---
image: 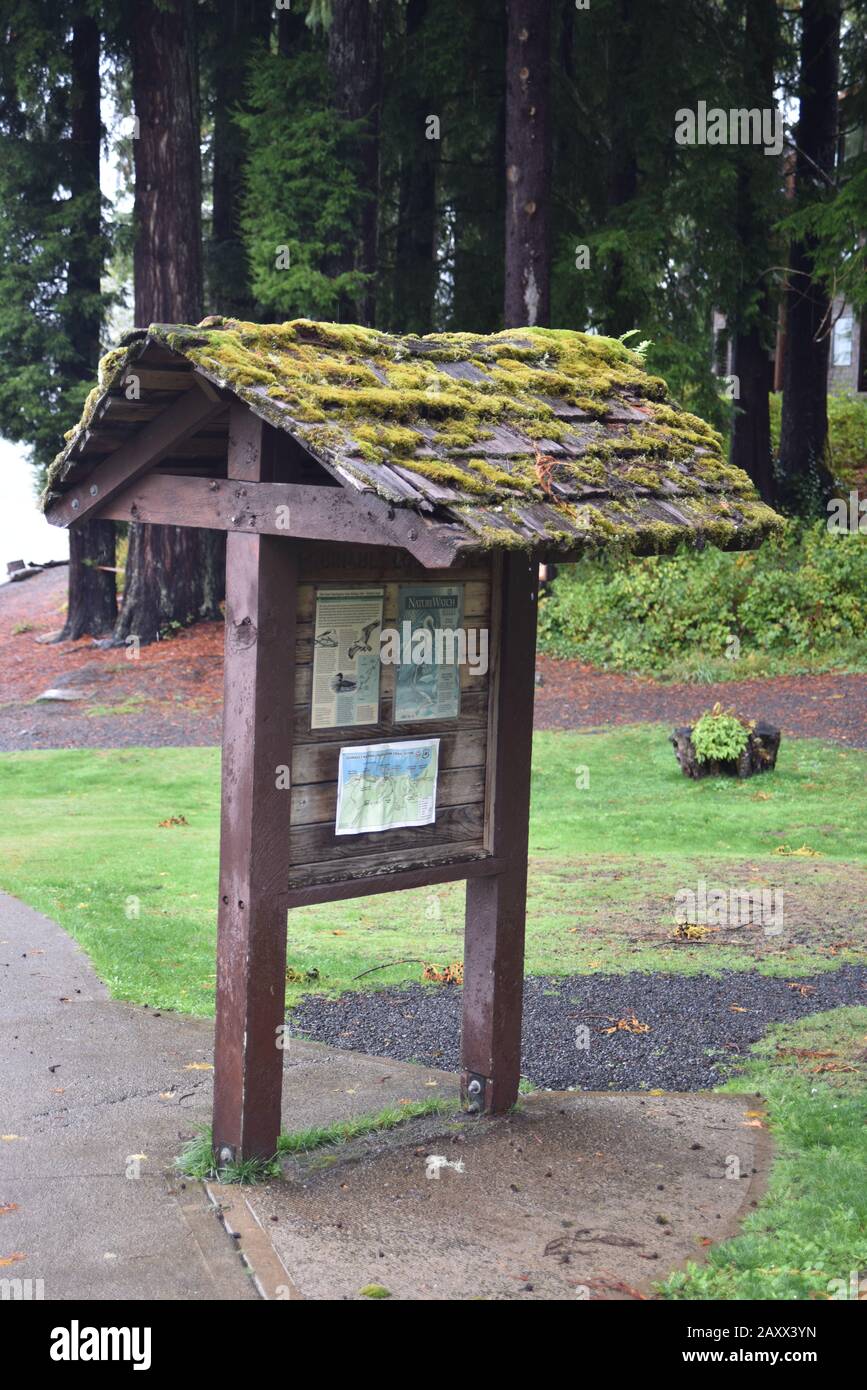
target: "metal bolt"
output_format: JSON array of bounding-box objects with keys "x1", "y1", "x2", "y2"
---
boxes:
[
  {"x1": 71, "y1": 498, "x2": 80, "y2": 510},
  {"x1": 467, "y1": 1079, "x2": 481, "y2": 1096},
  {"x1": 218, "y1": 1146, "x2": 234, "y2": 1165},
  {"x1": 89, "y1": 484, "x2": 98, "y2": 496}
]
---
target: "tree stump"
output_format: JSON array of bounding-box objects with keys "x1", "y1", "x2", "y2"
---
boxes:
[{"x1": 671, "y1": 723, "x2": 781, "y2": 779}]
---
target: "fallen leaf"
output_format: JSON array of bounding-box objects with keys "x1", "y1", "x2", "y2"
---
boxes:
[
  {"x1": 183, "y1": 1062, "x2": 213, "y2": 1071},
  {"x1": 0, "y1": 1253, "x2": 26, "y2": 1266},
  {"x1": 600, "y1": 1015, "x2": 650, "y2": 1036},
  {"x1": 0, "y1": 1205, "x2": 19, "y2": 1217}
]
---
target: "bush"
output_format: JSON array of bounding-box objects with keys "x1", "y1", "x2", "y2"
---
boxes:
[
  {"x1": 537, "y1": 521, "x2": 867, "y2": 679},
  {"x1": 769, "y1": 391, "x2": 867, "y2": 483},
  {"x1": 691, "y1": 706, "x2": 750, "y2": 763}
]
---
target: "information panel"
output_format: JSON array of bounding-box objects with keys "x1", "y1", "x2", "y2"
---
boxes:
[
  {"x1": 394, "y1": 584, "x2": 464, "y2": 722},
  {"x1": 311, "y1": 587, "x2": 383, "y2": 729},
  {"x1": 335, "y1": 738, "x2": 440, "y2": 835}
]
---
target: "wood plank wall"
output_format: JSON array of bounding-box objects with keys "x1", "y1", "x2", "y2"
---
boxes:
[{"x1": 288, "y1": 543, "x2": 494, "y2": 888}]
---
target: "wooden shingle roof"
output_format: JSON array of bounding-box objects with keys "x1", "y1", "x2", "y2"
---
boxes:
[{"x1": 44, "y1": 317, "x2": 782, "y2": 558}]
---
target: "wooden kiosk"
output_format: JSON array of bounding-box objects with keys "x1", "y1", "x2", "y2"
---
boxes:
[{"x1": 44, "y1": 317, "x2": 779, "y2": 1160}]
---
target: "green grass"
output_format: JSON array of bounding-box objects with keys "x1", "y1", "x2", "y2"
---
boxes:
[
  {"x1": 661, "y1": 1007, "x2": 867, "y2": 1301},
  {"x1": 2, "y1": 736, "x2": 864, "y2": 1296},
  {"x1": 0, "y1": 729, "x2": 865, "y2": 1012},
  {"x1": 177, "y1": 1098, "x2": 458, "y2": 1183}
]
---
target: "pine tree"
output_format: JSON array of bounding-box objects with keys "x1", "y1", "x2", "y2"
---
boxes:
[
  {"x1": 778, "y1": 0, "x2": 841, "y2": 513},
  {"x1": 728, "y1": 0, "x2": 780, "y2": 505},
  {"x1": 0, "y1": 1, "x2": 116, "y2": 637},
  {"x1": 113, "y1": 0, "x2": 221, "y2": 647},
  {"x1": 504, "y1": 0, "x2": 552, "y2": 327}
]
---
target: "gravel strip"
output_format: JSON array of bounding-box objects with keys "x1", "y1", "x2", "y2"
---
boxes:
[{"x1": 289, "y1": 965, "x2": 867, "y2": 1091}]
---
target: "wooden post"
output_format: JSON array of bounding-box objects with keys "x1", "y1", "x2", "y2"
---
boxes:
[
  {"x1": 212, "y1": 406, "x2": 296, "y2": 1162},
  {"x1": 461, "y1": 551, "x2": 538, "y2": 1113}
]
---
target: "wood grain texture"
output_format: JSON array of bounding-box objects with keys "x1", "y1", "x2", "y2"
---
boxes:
[{"x1": 212, "y1": 406, "x2": 297, "y2": 1161}]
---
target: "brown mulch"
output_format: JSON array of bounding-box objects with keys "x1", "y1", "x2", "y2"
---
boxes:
[
  {"x1": 532, "y1": 656, "x2": 867, "y2": 747},
  {"x1": 0, "y1": 566, "x2": 223, "y2": 749},
  {"x1": 2, "y1": 566, "x2": 866, "y2": 751}
]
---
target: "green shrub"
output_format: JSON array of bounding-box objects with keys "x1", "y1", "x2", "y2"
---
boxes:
[
  {"x1": 538, "y1": 520, "x2": 867, "y2": 679},
  {"x1": 690, "y1": 706, "x2": 750, "y2": 763},
  {"x1": 769, "y1": 391, "x2": 867, "y2": 482}
]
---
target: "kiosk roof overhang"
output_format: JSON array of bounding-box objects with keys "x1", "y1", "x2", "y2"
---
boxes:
[{"x1": 43, "y1": 316, "x2": 783, "y2": 562}]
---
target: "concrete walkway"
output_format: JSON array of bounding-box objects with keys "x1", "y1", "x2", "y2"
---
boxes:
[{"x1": 0, "y1": 891, "x2": 457, "y2": 1301}]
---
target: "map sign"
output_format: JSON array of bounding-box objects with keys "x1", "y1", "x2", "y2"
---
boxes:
[
  {"x1": 335, "y1": 739, "x2": 440, "y2": 835},
  {"x1": 311, "y1": 588, "x2": 383, "y2": 729}
]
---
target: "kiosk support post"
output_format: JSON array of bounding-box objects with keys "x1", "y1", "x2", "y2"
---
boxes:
[
  {"x1": 213, "y1": 407, "x2": 296, "y2": 1162},
  {"x1": 461, "y1": 552, "x2": 539, "y2": 1113}
]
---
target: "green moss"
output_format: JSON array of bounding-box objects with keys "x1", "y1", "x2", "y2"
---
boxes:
[
  {"x1": 403, "y1": 458, "x2": 489, "y2": 495},
  {"x1": 353, "y1": 422, "x2": 421, "y2": 459},
  {"x1": 43, "y1": 317, "x2": 782, "y2": 559}
]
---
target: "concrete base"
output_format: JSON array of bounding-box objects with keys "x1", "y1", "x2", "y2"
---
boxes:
[{"x1": 243, "y1": 1090, "x2": 772, "y2": 1301}]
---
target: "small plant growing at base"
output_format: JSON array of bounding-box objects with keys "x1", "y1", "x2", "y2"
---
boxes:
[{"x1": 691, "y1": 703, "x2": 751, "y2": 764}]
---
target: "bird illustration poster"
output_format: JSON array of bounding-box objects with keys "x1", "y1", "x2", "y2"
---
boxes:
[
  {"x1": 311, "y1": 588, "x2": 384, "y2": 729},
  {"x1": 394, "y1": 585, "x2": 464, "y2": 722}
]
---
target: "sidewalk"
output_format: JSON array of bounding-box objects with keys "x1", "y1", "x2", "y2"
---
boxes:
[
  {"x1": 1, "y1": 890, "x2": 773, "y2": 1302},
  {"x1": 0, "y1": 890, "x2": 456, "y2": 1301}
]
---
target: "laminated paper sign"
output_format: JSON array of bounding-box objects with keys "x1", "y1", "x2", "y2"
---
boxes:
[
  {"x1": 335, "y1": 739, "x2": 440, "y2": 835},
  {"x1": 311, "y1": 588, "x2": 383, "y2": 729},
  {"x1": 394, "y1": 584, "x2": 464, "y2": 722}
]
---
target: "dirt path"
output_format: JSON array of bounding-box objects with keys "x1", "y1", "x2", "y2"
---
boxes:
[
  {"x1": 533, "y1": 657, "x2": 867, "y2": 747},
  {"x1": 2, "y1": 567, "x2": 866, "y2": 750}
]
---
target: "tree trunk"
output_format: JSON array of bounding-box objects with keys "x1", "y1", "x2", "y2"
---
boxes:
[
  {"x1": 277, "y1": 2, "x2": 306, "y2": 58},
  {"x1": 778, "y1": 0, "x2": 840, "y2": 514},
  {"x1": 731, "y1": 324, "x2": 775, "y2": 499},
  {"x1": 391, "y1": 0, "x2": 437, "y2": 335},
  {"x1": 60, "y1": 13, "x2": 117, "y2": 641},
  {"x1": 598, "y1": 0, "x2": 641, "y2": 338},
  {"x1": 327, "y1": 0, "x2": 384, "y2": 326},
  {"x1": 210, "y1": 0, "x2": 270, "y2": 320},
  {"x1": 131, "y1": 0, "x2": 202, "y2": 324},
  {"x1": 504, "y1": 0, "x2": 551, "y2": 329},
  {"x1": 729, "y1": 0, "x2": 778, "y2": 504},
  {"x1": 115, "y1": 0, "x2": 220, "y2": 647}
]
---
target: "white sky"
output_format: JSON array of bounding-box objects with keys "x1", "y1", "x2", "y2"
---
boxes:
[{"x1": 0, "y1": 439, "x2": 68, "y2": 578}]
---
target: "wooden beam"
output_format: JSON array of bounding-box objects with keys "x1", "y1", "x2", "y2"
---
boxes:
[
  {"x1": 212, "y1": 407, "x2": 296, "y2": 1163},
  {"x1": 92, "y1": 467, "x2": 469, "y2": 567},
  {"x1": 461, "y1": 551, "x2": 538, "y2": 1114},
  {"x1": 94, "y1": 473, "x2": 407, "y2": 549},
  {"x1": 44, "y1": 380, "x2": 224, "y2": 529},
  {"x1": 282, "y1": 855, "x2": 503, "y2": 910}
]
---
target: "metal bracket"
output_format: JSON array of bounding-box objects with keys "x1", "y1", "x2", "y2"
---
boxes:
[{"x1": 463, "y1": 1072, "x2": 488, "y2": 1115}]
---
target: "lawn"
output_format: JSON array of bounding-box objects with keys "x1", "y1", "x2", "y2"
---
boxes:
[
  {"x1": 0, "y1": 726, "x2": 865, "y2": 1014},
  {"x1": 2, "y1": 727, "x2": 865, "y2": 1300},
  {"x1": 661, "y1": 1006, "x2": 867, "y2": 1300}
]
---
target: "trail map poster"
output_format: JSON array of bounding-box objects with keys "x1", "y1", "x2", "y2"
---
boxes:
[
  {"x1": 394, "y1": 584, "x2": 464, "y2": 722},
  {"x1": 311, "y1": 588, "x2": 383, "y2": 729},
  {"x1": 335, "y1": 739, "x2": 440, "y2": 835}
]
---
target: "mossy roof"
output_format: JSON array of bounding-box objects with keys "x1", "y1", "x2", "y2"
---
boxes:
[{"x1": 44, "y1": 316, "x2": 783, "y2": 557}]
